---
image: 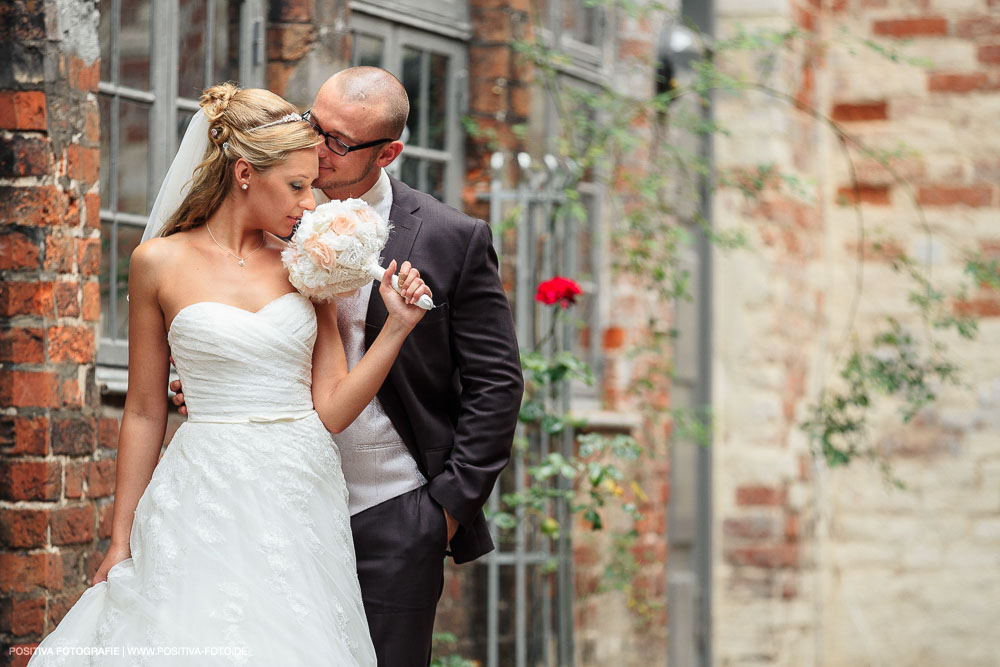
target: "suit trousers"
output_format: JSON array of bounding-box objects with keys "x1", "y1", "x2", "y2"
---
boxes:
[{"x1": 351, "y1": 485, "x2": 449, "y2": 667}]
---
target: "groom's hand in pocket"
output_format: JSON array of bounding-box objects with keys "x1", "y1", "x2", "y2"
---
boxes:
[{"x1": 443, "y1": 507, "x2": 459, "y2": 544}]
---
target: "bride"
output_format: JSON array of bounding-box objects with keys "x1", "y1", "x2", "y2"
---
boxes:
[{"x1": 28, "y1": 84, "x2": 430, "y2": 665}]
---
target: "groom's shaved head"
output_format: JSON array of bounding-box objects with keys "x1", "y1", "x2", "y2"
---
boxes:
[{"x1": 317, "y1": 67, "x2": 410, "y2": 140}]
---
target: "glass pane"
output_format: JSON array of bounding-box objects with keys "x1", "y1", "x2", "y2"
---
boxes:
[
  {"x1": 177, "y1": 0, "x2": 207, "y2": 98},
  {"x1": 176, "y1": 110, "x2": 195, "y2": 149},
  {"x1": 352, "y1": 33, "x2": 384, "y2": 68},
  {"x1": 400, "y1": 156, "x2": 419, "y2": 192},
  {"x1": 120, "y1": 0, "x2": 151, "y2": 90},
  {"x1": 99, "y1": 95, "x2": 112, "y2": 207},
  {"x1": 213, "y1": 1, "x2": 241, "y2": 85},
  {"x1": 99, "y1": 0, "x2": 113, "y2": 82},
  {"x1": 100, "y1": 221, "x2": 114, "y2": 339},
  {"x1": 427, "y1": 160, "x2": 445, "y2": 202},
  {"x1": 402, "y1": 47, "x2": 423, "y2": 147},
  {"x1": 118, "y1": 100, "x2": 150, "y2": 215},
  {"x1": 115, "y1": 225, "x2": 143, "y2": 338},
  {"x1": 427, "y1": 53, "x2": 449, "y2": 150}
]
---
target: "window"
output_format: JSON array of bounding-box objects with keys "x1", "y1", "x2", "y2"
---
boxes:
[
  {"x1": 97, "y1": 0, "x2": 264, "y2": 369},
  {"x1": 536, "y1": 0, "x2": 610, "y2": 73},
  {"x1": 349, "y1": 12, "x2": 467, "y2": 206}
]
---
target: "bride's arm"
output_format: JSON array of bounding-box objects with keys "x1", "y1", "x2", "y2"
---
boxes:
[
  {"x1": 92, "y1": 242, "x2": 171, "y2": 584},
  {"x1": 311, "y1": 261, "x2": 430, "y2": 433}
]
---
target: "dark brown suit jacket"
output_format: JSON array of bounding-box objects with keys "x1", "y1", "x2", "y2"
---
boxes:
[{"x1": 362, "y1": 177, "x2": 523, "y2": 564}]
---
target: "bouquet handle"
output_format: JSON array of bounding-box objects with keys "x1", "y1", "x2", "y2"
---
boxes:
[{"x1": 367, "y1": 264, "x2": 434, "y2": 311}]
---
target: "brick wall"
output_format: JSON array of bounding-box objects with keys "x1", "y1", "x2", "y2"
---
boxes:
[
  {"x1": 714, "y1": 0, "x2": 1000, "y2": 664},
  {"x1": 0, "y1": 1, "x2": 115, "y2": 662}
]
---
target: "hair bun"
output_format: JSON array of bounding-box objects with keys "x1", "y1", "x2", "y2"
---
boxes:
[{"x1": 200, "y1": 82, "x2": 240, "y2": 124}]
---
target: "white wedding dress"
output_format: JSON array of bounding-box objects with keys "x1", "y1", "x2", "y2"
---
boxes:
[{"x1": 29, "y1": 292, "x2": 376, "y2": 666}]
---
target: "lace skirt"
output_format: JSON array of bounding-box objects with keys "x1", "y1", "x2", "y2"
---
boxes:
[{"x1": 28, "y1": 414, "x2": 376, "y2": 666}]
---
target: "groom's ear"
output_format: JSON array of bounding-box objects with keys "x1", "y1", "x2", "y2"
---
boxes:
[{"x1": 375, "y1": 140, "x2": 404, "y2": 169}]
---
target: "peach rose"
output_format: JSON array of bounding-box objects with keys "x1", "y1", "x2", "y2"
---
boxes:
[
  {"x1": 303, "y1": 236, "x2": 337, "y2": 268},
  {"x1": 330, "y1": 215, "x2": 357, "y2": 236}
]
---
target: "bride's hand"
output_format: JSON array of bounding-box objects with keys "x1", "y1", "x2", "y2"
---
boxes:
[
  {"x1": 92, "y1": 543, "x2": 131, "y2": 585},
  {"x1": 379, "y1": 260, "x2": 432, "y2": 331}
]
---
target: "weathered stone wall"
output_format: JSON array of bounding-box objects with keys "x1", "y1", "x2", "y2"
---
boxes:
[{"x1": 713, "y1": 1, "x2": 1000, "y2": 665}]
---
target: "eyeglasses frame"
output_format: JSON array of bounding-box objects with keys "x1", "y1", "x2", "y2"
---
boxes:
[{"x1": 302, "y1": 109, "x2": 395, "y2": 156}]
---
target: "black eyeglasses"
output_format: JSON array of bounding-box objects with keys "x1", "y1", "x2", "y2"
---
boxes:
[{"x1": 302, "y1": 109, "x2": 394, "y2": 156}]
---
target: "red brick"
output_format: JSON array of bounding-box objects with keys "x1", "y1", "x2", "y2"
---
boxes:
[
  {"x1": 87, "y1": 459, "x2": 116, "y2": 498},
  {"x1": 0, "y1": 459, "x2": 61, "y2": 501},
  {"x1": 266, "y1": 24, "x2": 315, "y2": 61},
  {"x1": 0, "y1": 507, "x2": 50, "y2": 548},
  {"x1": 469, "y1": 45, "x2": 513, "y2": 81},
  {"x1": 54, "y1": 281, "x2": 81, "y2": 318},
  {"x1": 0, "y1": 327, "x2": 45, "y2": 364},
  {"x1": 65, "y1": 460, "x2": 87, "y2": 499},
  {"x1": 97, "y1": 499, "x2": 114, "y2": 539},
  {"x1": 81, "y1": 280, "x2": 100, "y2": 322},
  {"x1": 0, "y1": 281, "x2": 55, "y2": 317},
  {"x1": 51, "y1": 417, "x2": 96, "y2": 456},
  {"x1": 47, "y1": 325, "x2": 95, "y2": 364},
  {"x1": 1, "y1": 416, "x2": 50, "y2": 455},
  {"x1": 736, "y1": 485, "x2": 787, "y2": 506},
  {"x1": 67, "y1": 55, "x2": 99, "y2": 92},
  {"x1": 955, "y1": 297, "x2": 1000, "y2": 317},
  {"x1": 0, "y1": 135, "x2": 53, "y2": 177},
  {"x1": 0, "y1": 229, "x2": 41, "y2": 270},
  {"x1": 51, "y1": 504, "x2": 95, "y2": 545},
  {"x1": 43, "y1": 232, "x2": 75, "y2": 272},
  {"x1": 77, "y1": 237, "x2": 101, "y2": 276},
  {"x1": 873, "y1": 17, "x2": 947, "y2": 38},
  {"x1": 0, "y1": 91, "x2": 47, "y2": 131},
  {"x1": 724, "y1": 544, "x2": 800, "y2": 568},
  {"x1": 97, "y1": 417, "x2": 119, "y2": 450},
  {"x1": 831, "y1": 101, "x2": 887, "y2": 122},
  {"x1": 794, "y1": 5, "x2": 816, "y2": 32},
  {"x1": 269, "y1": 0, "x2": 314, "y2": 22},
  {"x1": 979, "y1": 44, "x2": 1000, "y2": 65},
  {"x1": 845, "y1": 239, "x2": 905, "y2": 263},
  {"x1": 785, "y1": 513, "x2": 800, "y2": 540},
  {"x1": 0, "y1": 369, "x2": 59, "y2": 408},
  {"x1": 723, "y1": 516, "x2": 775, "y2": 539},
  {"x1": 602, "y1": 326, "x2": 626, "y2": 351},
  {"x1": 66, "y1": 145, "x2": 99, "y2": 184},
  {"x1": 917, "y1": 184, "x2": 993, "y2": 207},
  {"x1": 837, "y1": 184, "x2": 891, "y2": 206},
  {"x1": 84, "y1": 192, "x2": 100, "y2": 229},
  {"x1": 0, "y1": 185, "x2": 68, "y2": 226},
  {"x1": 0, "y1": 595, "x2": 46, "y2": 636},
  {"x1": 0, "y1": 552, "x2": 63, "y2": 594},
  {"x1": 49, "y1": 590, "x2": 85, "y2": 627},
  {"x1": 60, "y1": 377, "x2": 83, "y2": 408},
  {"x1": 266, "y1": 62, "x2": 296, "y2": 97},
  {"x1": 928, "y1": 72, "x2": 991, "y2": 93},
  {"x1": 955, "y1": 17, "x2": 1000, "y2": 39}
]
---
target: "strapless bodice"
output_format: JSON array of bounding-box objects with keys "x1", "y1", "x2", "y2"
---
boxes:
[{"x1": 166, "y1": 292, "x2": 316, "y2": 422}]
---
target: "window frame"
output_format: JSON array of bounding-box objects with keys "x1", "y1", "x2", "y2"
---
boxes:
[
  {"x1": 96, "y1": 0, "x2": 264, "y2": 371},
  {"x1": 349, "y1": 11, "x2": 468, "y2": 208}
]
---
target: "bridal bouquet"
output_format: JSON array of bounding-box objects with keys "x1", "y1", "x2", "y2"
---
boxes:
[{"x1": 282, "y1": 199, "x2": 391, "y2": 301}]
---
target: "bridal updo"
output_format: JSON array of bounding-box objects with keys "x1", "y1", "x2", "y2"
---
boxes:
[{"x1": 161, "y1": 83, "x2": 321, "y2": 236}]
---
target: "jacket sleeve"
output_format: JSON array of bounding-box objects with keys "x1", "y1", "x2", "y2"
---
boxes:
[{"x1": 426, "y1": 219, "x2": 524, "y2": 526}]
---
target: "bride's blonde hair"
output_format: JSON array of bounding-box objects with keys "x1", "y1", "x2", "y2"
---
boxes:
[{"x1": 161, "y1": 83, "x2": 321, "y2": 236}]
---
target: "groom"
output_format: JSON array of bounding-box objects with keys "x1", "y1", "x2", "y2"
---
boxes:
[{"x1": 174, "y1": 67, "x2": 523, "y2": 665}]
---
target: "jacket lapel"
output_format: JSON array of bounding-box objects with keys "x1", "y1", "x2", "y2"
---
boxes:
[{"x1": 364, "y1": 178, "x2": 423, "y2": 343}]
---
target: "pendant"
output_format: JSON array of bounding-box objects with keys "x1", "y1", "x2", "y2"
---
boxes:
[{"x1": 238, "y1": 259, "x2": 245, "y2": 267}]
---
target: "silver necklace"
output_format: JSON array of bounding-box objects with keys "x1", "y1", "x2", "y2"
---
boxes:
[{"x1": 206, "y1": 224, "x2": 265, "y2": 267}]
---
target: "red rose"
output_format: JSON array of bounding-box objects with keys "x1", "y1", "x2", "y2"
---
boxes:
[{"x1": 535, "y1": 276, "x2": 582, "y2": 308}]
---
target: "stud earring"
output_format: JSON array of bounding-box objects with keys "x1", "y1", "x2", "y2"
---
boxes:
[{"x1": 241, "y1": 183, "x2": 248, "y2": 190}]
